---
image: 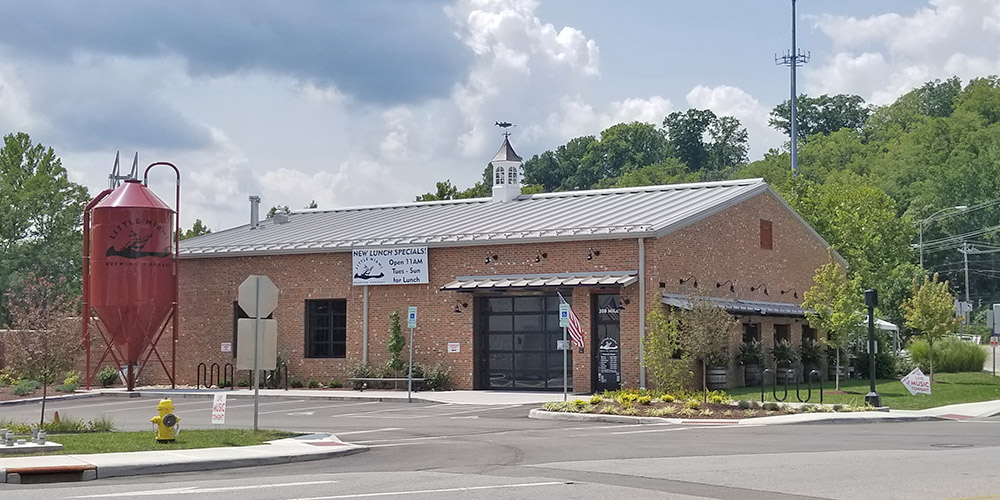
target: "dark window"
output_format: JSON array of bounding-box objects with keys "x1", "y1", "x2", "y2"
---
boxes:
[
  {"x1": 802, "y1": 325, "x2": 817, "y2": 342},
  {"x1": 760, "y1": 219, "x2": 773, "y2": 250},
  {"x1": 742, "y1": 323, "x2": 761, "y2": 343},
  {"x1": 774, "y1": 324, "x2": 790, "y2": 343},
  {"x1": 305, "y1": 299, "x2": 347, "y2": 358}
]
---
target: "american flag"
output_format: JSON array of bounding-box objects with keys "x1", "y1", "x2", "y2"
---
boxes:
[{"x1": 557, "y1": 292, "x2": 585, "y2": 349}]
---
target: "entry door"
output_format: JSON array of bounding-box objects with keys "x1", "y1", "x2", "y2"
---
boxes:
[
  {"x1": 481, "y1": 295, "x2": 571, "y2": 391},
  {"x1": 593, "y1": 294, "x2": 622, "y2": 392}
]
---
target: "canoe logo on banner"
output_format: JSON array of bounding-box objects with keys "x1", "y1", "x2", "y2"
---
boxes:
[
  {"x1": 353, "y1": 257, "x2": 386, "y2": 281},
  {"x1": 106, "y1": 227, "x2": 170, "y2": 259}
]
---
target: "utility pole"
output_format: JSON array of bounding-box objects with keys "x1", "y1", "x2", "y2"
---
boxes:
[{"x1": 776, "y1": 0, "x2": 810, "y2": 177}]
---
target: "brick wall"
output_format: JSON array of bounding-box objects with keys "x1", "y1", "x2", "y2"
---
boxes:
[{"x1": 140, "y1": 190, "x2": 834, "y2": 392}]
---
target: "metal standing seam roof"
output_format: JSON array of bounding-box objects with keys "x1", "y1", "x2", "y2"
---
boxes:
[
  {"x1": 441, "y1": 271, "x2": 638, "y2": 290},
  {"x1": 179, "y1": 178, "x2": 783, "y2": 258},
  {"x1": 661, "y1": 293, "x2": 809, "y2": 317}
]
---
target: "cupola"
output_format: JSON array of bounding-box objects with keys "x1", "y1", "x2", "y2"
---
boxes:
[{"x1": 490, "y1": 135, "x2": 523, "y2": 203}]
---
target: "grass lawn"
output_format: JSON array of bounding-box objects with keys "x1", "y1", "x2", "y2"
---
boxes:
[
  {"x1": 725, "y1": 372, "x2": 1000, "y2": 410},
  {"x1": 20, "y1": 429, "x2": 300, "y2": 455}
]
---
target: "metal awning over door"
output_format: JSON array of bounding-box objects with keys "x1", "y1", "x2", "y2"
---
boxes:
[
  {"x1": 661, "y1": 293, "x2": 808, "y2": 317},
  {"x1": 442, "y1": 271, "x2": 637, "y2": 291}
]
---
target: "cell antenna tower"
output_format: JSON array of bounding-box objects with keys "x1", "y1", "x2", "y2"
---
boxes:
[{"x1": 775, "y1": 0, "x2": 809, "y2": 176}]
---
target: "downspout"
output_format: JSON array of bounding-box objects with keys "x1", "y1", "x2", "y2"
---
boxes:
[
  {"x1": 638, "y1": 237, "x2": 646, "y2": 389},
  {"x1": 362, "y1": 285, "x2": 369, "y2": 365}
]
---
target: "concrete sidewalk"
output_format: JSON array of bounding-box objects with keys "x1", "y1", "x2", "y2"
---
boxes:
[
  {"x1": 0, "y1": 433, "x2": 365, "y2": 484},
  {"x1": 88, "y1": 387, "x2": 573, "y2": 406}
]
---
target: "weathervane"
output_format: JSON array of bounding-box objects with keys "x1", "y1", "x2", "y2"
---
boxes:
[{"x1": 495, "y1": 121, "x2": 515, "y2": 138}]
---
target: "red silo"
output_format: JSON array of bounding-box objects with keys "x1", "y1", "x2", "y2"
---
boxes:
[{"x1": 83, "y1": 163, "x2": 180, "y2": 391}]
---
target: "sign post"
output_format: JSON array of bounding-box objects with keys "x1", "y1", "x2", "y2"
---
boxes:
[
  {"x1": 407, "y1": 306, "x2": 417, "y2": 403},
  {"x1": 991, "y1": 335, "x2": 998, "y2": 377},
  {"x1": 238, "y1": 275, "x2": 279, "y2": 431},
  {"x1": 559, "y1": 303, "x2": 570, "y2": 402},
  {"x1": 863, "y1": 289, "x2": 881, "y2": 407}
]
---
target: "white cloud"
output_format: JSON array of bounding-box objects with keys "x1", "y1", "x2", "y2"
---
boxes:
[
  {"x1": 811, "y1": 0, "x2": 1000, "y2": 104},
  {"x1": 685, "y1": 85, "x2": 784, "y2": 158}
]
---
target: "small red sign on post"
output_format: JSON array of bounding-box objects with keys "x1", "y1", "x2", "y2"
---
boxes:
[{"x1": 991, "y1": 336, "x2": 998, "y2": 347}]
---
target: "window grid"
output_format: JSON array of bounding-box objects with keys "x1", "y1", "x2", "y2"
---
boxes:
[{"x1": 305, "y1": 299, "x2": 347, "y2": 358}]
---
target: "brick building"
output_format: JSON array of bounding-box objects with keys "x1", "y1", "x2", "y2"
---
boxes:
[{"x1": 176, "y1": 137, "x2": 842, "y2": 392}]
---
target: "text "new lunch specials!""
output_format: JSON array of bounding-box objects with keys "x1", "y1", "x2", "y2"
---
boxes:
[{"x1": 352, "y1": 247, "x2": 429, "y2": 285}]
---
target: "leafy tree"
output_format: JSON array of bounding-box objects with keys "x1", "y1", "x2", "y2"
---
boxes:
[
  {"x1": 663, "y1": 109, "x2": 748, "y2": 179},
  {"x1": 576, "y1": 122, "x2": 668, "y2": 187},
  {"x1": 0, "y1": 133, "x2": 89, "y2": 326},
  {"x1": 305, "y1": 200, "x2": 318, "y2": 209},
  {"x1": 386, "y1": 310, "x2": 405, "y2": 373},
  {"x1": 416, "y1": 180, "x2": 459, "y2": 202},
  {"x1": 802, "y1": 251, "x2": 863, "y2": 390},
  {"x1": 678, "y1": 300, "x2": 737, "y2": 399},
  {"x1": 266, "y1": 205, "x2": 291, "y2": 218},
  {"x1": 643, "y1": 304, "x2": 688, "y2": 392},
  {"x1": 903, "y1": 273, "x2": 962, "y2": 381},
  {"x1": 180, "y1": 219, "x2": 212, "y2": 240},
  {"x1": 524, "y1": 136, "x2": 597, "y2": 191},
  {"x1": 770, "y1": 94, "x2": 872, "y2": 139},
  {"x1": 613, "y1": 159, "x2": 699, "y2": 188},
  {"x1": 4, "y1": 273, "x2": 82, "y2": 428}
]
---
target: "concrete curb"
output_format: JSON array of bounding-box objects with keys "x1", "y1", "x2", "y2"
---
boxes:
[
  {"x1": 0, "y1": 434, "x2": 368, "y2": 483},
  {"x1": 528, "y1": 408, "x2": 953, "y2": 426},
  {"x1": 0, "y1": 392, "x2": 103, "y2": 407},
  {"x1": 94, "y1": 390, "x2": 438, "y2": 404}
]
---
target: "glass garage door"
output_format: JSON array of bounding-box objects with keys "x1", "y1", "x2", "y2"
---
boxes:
[{"x1": 482, "y1": 295, "x2": 572, "y2": 391}]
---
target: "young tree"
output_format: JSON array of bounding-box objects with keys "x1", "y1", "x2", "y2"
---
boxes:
[
  {"x1": 179, "y1": 219, "x2": 212, "y2": 240},
  {"x1": 4, "y1": 273, "x2": 82, "y2": 428},
  {"x1": 643, "y1": 305, "x2": 688, "y2": 393},
  {"x1": 0, "y1": 132, "x2": 89, "y2": 326},
  {"x1": 386, "y1": 310, "x2": 405, "y2": 374},
  {"x1": 802, "y1": 251, "x2": 863, "y2": 390},
  {"x1": 678, "y1": 300, "x2": 737, "y2": 399},
  {"x1": 903, "y1": 273, "x2": 962, "y2": 381}
]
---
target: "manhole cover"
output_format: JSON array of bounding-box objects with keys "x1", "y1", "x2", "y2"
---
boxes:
[{"x1": 930, "y1": 443, "x2": 973, "y2": 448}]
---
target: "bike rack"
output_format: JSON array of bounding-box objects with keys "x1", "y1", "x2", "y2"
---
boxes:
[
  {"x1": 796, "y1": 369, "x2": 824, "y2": 404},
  {"x1": 223, "y1": 363, "x2": 234, "y2": 390},
  {"x1": 210, "y1": 363, "x2": 221, "y2": 388},
  {"x1": 760, "y1": 367, "x2": 793, "y2": 402},
  {"x1": 196, "y1": 363, "x2": 208, "y2": 389},
  {"x1": 761, "y1": 367, "x2": 824, "y2": 405}
]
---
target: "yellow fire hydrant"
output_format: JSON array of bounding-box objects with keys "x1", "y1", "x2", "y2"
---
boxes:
[{"x1": 150, "y1": 398, "x2": 180, "y2": 442}]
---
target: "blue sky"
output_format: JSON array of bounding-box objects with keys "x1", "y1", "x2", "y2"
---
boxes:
[{"x1": 0, "y1": 0, "x2": 996, "y2": 230}]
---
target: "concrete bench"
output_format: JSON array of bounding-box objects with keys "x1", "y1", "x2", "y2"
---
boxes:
[{"x1": 347, "y1": 377, "x2": 425, "y2": 391}]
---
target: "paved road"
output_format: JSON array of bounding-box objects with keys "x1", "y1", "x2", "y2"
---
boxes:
[{"x1": 3, "y1": 396, "x2": 1000, "y2": 499}]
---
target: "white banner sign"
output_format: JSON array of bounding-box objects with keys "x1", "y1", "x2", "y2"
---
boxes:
[
  {"x1": 901, "y1": 367, "x2": 931, "y2": 395},
  {"x1": 211, "y1": 393, "x2": 227, "y2": 424},
  {"x1": 352, "y1": 247, "x2": 428, "y2": 285}
]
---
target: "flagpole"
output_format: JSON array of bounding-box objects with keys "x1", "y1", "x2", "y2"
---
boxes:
[{"x1": 563, "y1": 324, "x2": 568, "y2": 402}]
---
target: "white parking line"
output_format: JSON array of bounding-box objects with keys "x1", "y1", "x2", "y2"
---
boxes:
[
  {"x1": 332, "y1": 427, "x2": 403, "y2": 436},
  {"x1": 333, "y1": 403, "x2": 453, "y2": 418},
  {"x1": 257, "y1": 401, "x2": 380, "y2": 415},
  {"x1": 71, "y1": 480, "x2": 339, "y2": 497},
  {"x1": 288, "y1": 481, "x2": 565, "y2": 499}
]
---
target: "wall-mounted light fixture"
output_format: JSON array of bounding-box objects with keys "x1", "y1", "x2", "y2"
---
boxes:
[
  {"x1": 621, "y1": 298, "x2": 631, "y2": 309},
  {"x1": 453, "y1": 301, "x2": 469, "y2": 314},
  {"x1": 750, "y1": 283, "x2": 768, "y2": 295},
  {"x1": 587, "y1": 247, "x2": 601, "y2": 260},
  {"x1": 716, "y1": 279, "x2": 735, "y2": 292},
  {"x1": 780, "y1": 287, "x2": 798, "y2": 299},
  {"x1": 679, "y1": 275, "x2": 698, "y2": 287},
  {"x1": 484, "y1": 252, "x2": 498, "y2": 264},
  {"x1": 534, "y1": 250, "x2": 548, "y2": 263}
]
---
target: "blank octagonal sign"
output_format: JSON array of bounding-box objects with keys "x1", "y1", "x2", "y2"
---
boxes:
[{"x1": 238, "y1": 275, "x2": 279, "y2": 318}]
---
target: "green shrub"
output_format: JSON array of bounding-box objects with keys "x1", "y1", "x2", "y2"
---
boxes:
[
  {"x1": 55, "y1": 382, "x2": 79, "y2": 393},
  {"x1": 744, "y1": 409, "x2": 758, "y2": 418},
  {"x1": 660, "y1": 394, "x2": 675, "y2": 403},
  {"x1": 237, "y1": 379, "x2": 249, "y2": 387},
  {"x1": 347, "y1": 361, "x2": 375, "y2": 390},
  {"x1": 290, "y1": 378, "x2": 304, "y2": 388},
  {"x1": 87, "y1": 414, "x2": 116, "y2": 432},
  {"x1": 679, "y1": 407, "x2": 697, "y2": 418},
  {"x1": 0, "y1": 370, "x2": 15, "y2": 387},
  {"x1": 684, "y1": 399, "x2": 701, "y2": 410},
  {"x1": 98, "y1": 366, "x2": 119, "y2": 387},
  {"x1": 736, "y1": 400, "x2": 752, "y2": 409},
  {"x1": 329, "y1": 379, "x2": 343, "y2": 389},
  {"x1": 622, "y1": 407, "x2": 639, "y2": 416},
  {"x1": 589, "y1": 394, "x2": 603, "y2": 405},
  {"x1": 909, "y1": 337, "x2": 987, "y2": 373},
  {"x1": 542, "y1": 401, "x2": 569, "y2": 412},
  {"x1": 14, "y1": 379, "x2": 41, "y2": 396},
  {"x1": 423, "y1": 362, "x2": 451, "y2": 391},
  {"x1": 637, "y1": 395, "x2": 653, "y2": 405},
  {"x1": 762, "y1": 401, "x2": 780, "y2": 412}
]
